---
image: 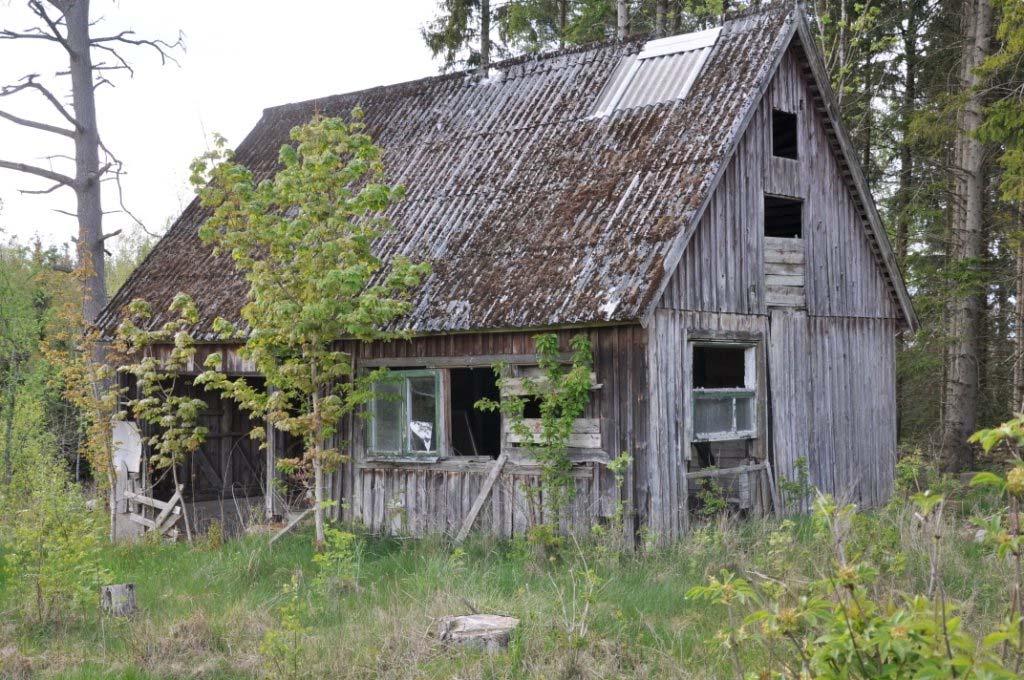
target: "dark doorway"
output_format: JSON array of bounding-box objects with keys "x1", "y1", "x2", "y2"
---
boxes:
[
  {"x1": 450, "y1": 368, "x2": 501, "y2": 457},
  {"x1": 764, "y1": 195, "x2": 803, "y2": 238}
]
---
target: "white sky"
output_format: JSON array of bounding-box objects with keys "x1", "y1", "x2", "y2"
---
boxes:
[{"x1": 0, "y1": 0, "x2": 442, "y2": 249}]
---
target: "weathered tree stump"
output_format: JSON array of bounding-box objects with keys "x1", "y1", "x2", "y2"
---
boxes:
[
  {"x1": 100, "y1": 583, "x2": 137, "y2": 617},
  {"x1": 436, "y1": 614, "x2": 519, "y2": 652}
]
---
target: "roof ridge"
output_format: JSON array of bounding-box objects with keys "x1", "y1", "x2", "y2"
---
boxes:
[{"x1": 261, "y1": 6, "x2": 794, "y2": 119}]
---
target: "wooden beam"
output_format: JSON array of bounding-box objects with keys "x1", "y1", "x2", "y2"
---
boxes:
[{"x1": 454, "y1": 452, "x2": 508, "y2": 543}]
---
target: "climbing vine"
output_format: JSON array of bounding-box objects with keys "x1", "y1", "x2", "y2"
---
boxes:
[{"x1": 476, "y1": 333, "x2": 593, "y2": 512}]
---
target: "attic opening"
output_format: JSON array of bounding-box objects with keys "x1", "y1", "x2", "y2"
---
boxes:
[
  {"x1": 450, "y1": 368, "x2": 501, "y2": 457},
  {"x1": 772, "y1": 109, "x2": 798, "y2": 159},
  {"x1": 764, "y1": 195, "x2": 803, "y2": 239}
]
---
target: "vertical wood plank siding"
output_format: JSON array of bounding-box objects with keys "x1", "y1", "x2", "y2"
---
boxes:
[
  {"x1": 333, "y1": 326, "x2": 648, "y2": 538},
  {"x1": 662, "y1": 49, "x2": 901, "y2": 320},
  {"x1": 652, "y1": 45, "x2": 901, "y2": 523}
]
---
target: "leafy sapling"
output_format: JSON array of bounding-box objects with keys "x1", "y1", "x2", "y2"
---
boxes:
[
  {"x1": 189, "y1": 112, "x2": 429, "y2": 548},
  {"x1": 115, "y1": 293, "x2": 209, "y2": 542}
]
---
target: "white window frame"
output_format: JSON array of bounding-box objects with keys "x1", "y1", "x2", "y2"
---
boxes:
[
  {"x1": 690, "y1": 343, "x2": 757, "y2": 442},
  {"x1": 369, "y1": 369, "x2": 441, "y2": 456}
]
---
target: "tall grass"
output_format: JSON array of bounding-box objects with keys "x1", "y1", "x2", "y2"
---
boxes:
[{"x1": 0, "y1": 487, "x2": 1012, "y2": 679}]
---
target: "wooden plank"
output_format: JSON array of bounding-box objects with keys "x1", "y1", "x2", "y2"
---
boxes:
[
  {"x1": 765, "y1": 261, "x2": 804, "y2": 277},
  {"x1": 765, "y1": 285, "x2": 805, "y2": 307},
  {"x1": 500, "y1": 373, "x2": 601, "y2": 396},
  {"x1": 765, "y1": 274, "x2": 804, "y2": 287},
  {"x1": 269, "y1": 508, "x2": 312, "y2": 545},
  {"x1": 503, "y1": 418, "x2": 601, "y2": 448},
  {"x1": 455, "y1": 452, "x2": 508, "y2": 543},
  {"x1": 686, "y1": 463, "x2": 767, "y2": 480}
]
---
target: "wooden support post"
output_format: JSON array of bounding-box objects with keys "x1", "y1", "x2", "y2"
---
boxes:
[{"x1": 455, "y1": 452, "x2": 508, "y2": 543}]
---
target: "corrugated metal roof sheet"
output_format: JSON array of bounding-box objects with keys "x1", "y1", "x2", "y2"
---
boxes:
[
  {"x1": 591, "y1": 27, "x2": 721, "y2": 116},
  {"x1": 97, "y1": 6, "x2": 795, "y2": 340}
]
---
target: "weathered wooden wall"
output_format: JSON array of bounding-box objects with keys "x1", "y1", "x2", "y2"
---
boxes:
[
  {"x1": 663, "y1": 49, "x2": 901, "y2": 320},
  {"x1": 330, "y1": 326, "x2": 649, "y2": 538},
  {"x1": 652, "y1": 44, "x2": 902, "y2": 524}
]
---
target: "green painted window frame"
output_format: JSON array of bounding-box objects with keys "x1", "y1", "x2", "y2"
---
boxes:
[{"x1": 369, "y1": 369, "x2": 442, "y2": 456}]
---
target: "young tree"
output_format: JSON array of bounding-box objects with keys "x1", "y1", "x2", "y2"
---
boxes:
[
  {"x1": 0, "y1": 0, "x2": 181, "y2": 322},
  {"x1": 189, "y1": 113, "x2": 429, "y2": 547}
]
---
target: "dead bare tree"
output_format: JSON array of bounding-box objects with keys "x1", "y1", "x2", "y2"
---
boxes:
[{"x1": 0, "y1": 0, "x2": 182, "y2": 322}]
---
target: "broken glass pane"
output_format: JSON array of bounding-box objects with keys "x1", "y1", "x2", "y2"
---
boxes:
[
  {"x1": 408, "y1": 375, "x2": 436, "y2": 452},
  {"x1": 373, "y1": 380, "x2": 403, "y2": 452}
]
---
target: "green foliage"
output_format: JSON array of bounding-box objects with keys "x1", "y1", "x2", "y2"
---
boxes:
[
  {"x1": 189, "y1": 112, "x2": 429, "y2": 545},
  {"x1": 312, "y1": 527, "x2": 364, "y2": 593},
  {"x1": 259, "y1": 571, "x2": 311, "y2": 680},
  {"x1": 695, "y1": 478, "x2": 728, "y2": 519},
  {"x1": 0, "y1": 438, "x2": 109, "y2": 625},
  {"x1": 476, "y1": 333, "x2": 593, "y2": 514},
  {"x1": 115, "y1": 295, "x2": 208, "y2": 471},
  {"x1": 779, "y1": 456, "x2": 813, "y2": 513},
  {"x1": 687, "y1": 489, "x2": 1023, "y2": 679}
]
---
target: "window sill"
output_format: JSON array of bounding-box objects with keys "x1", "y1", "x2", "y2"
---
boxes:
[
  {"x1": 692, "y1": 433, "x2": 757, "y2": 443},
  {"x1": 364, "y1": 454, "x2": 441, "y2": 464}
]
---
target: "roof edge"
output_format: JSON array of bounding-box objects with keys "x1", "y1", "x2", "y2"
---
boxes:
[{"x1": 640, "y1": 5, "x2": 800, "y2": 328}]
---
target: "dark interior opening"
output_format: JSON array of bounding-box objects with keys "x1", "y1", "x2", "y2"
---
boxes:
[
  {"x1": 764, "y1": 195, "x2": 803, "y2": 238},
  {"x1": 772, "y1": 109, "x2": 798, "y2": 159},
  {"x1": 693, "y1": 346, "x2": 746, "y2": 389},
  {"x1": 451, "y1": 367, "x2": 501, "y2": 457}
]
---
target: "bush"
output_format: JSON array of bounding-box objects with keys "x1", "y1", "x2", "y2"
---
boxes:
[{"x1": 0, "y1": 449, "x2": 109, "y2": 625}]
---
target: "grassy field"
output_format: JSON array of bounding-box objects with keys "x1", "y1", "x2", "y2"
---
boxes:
[{"x1": 0, "y1": 488, "x2": 1012, "y2": 679}]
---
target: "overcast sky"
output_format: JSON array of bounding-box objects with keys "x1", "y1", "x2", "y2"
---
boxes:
[{"x1": 0, "y1": 1, "x2": 442, "y2": 249}]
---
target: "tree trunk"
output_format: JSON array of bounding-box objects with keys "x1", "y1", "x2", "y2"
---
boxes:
[
  {"x1": 64, "y1": 0, "x2": 107, "y2": 323},
  {"x1": 1014, "y1": 212, "x2": 1024, "y2": 411},
  {"x1": 656, "y1": 0, "x2": 668, "y2": 37},
  {"x1": 617, "y1": 0, "x2": 628, "y2": 40},
  {"x1": 312, "y1": 455, "x2": 325, "y2": 547},
  {"x1": 558, "y1": 0, "x2": 567, "y2": 47},
  {"x1": 480, "y1": 0, "x2": 490, "y2": 71},
  {"x1": 894, "y1": 2, "x2": 919, "y2": 441},
  {"x1": 940, "y1": 0, "x2": 992, "y2": 473},
  {"x1": 895, "y1": 3, "x2": 918, "y2": 271},
  {"x1": 2, "y1": 377, "x2": 16, "y2": 484}
]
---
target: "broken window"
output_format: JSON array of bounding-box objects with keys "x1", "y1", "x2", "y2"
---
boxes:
[
  {"x1": 370, "y1": 370, "x2": 439, "y2": 455},
  {"x1": 450, "y1": 367, "x2": 500, "y2": 457},
  {"x1": 764, "y1": 195, "x2": 803, "y2": 239},
  {"x1": 772, "y1": 109, "x2": 798, "y2": 159},
  {"x1": 691, "y1": 344, "x2": 756, "y2": 441}
]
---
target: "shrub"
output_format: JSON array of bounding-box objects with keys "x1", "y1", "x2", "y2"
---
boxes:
[{"x1": 0, "y1": 449, "x2": 109, "y2": 625}]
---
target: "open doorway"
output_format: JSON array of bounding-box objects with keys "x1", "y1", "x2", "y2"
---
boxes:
[{"x1": 450, "y1": 368, "x2": 501, "y2": 457}]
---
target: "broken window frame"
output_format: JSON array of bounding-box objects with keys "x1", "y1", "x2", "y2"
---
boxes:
[
  {"x1": 369, "y1": 369, "x2": 441, "y2": 456},
  {"x1": 690, "y1": 343, "x2": 757, "y2": 442}
]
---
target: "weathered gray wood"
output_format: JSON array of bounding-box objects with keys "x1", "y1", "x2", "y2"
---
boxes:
[
  {"x1": 269, "y1": 508, "x2": 311, "y2": 545},
  {"x1": 101, "y1": 584, "x2": 137, "y2": 617},
  {"x1": 685, "y1": 462, "x2": 766, "y2": 480},
  {"x1": 436, "y1": 614, "x2": 519, "y2": 652}
]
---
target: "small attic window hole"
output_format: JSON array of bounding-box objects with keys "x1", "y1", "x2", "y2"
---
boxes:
[
  {"x1": 772, "y1": 109, "x2": 798, "y2": 159},
  {"x1": 764, "y1": 195, "x2": 803, "y2": 239}
]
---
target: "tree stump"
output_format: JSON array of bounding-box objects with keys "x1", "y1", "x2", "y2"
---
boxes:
[
  {"x1": 101, "y1": 584, "x2": 137, "y2": 617},
  {"x1": 436, "y1": 614, "x2": 519, "y2": 652}
]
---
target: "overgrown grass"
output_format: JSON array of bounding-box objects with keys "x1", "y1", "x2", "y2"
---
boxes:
[{"x1": 0, "y1": 487, "x2": 1012, "y2": 679}]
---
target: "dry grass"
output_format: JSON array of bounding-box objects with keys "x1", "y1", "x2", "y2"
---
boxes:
[{"x1": 0, "y1": 487, "x2": 1013, "y2": 679}]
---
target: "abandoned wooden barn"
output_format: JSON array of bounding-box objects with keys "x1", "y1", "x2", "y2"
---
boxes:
[{"x1": 98, "y1": 4, "x2": 916, "y2": 543}]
